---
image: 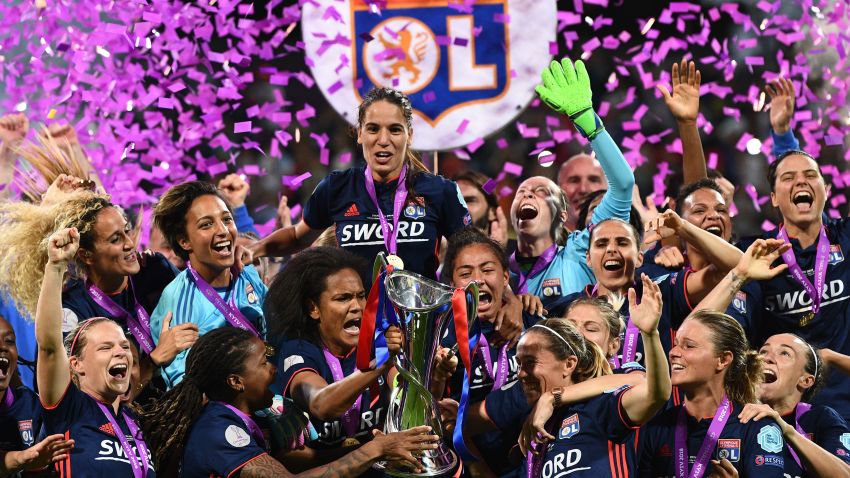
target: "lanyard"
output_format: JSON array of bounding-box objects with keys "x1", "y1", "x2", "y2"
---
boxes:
[
  {"x1": 322, "y1": 347, "x2": 363, "y2": 439},
  {"x1": 86, "y1": 280, "x2": 155, "y2": 354},
  {"x1": 0, "y1": 387, "x2": 13, "y2": 412},
  {"x1": 788, "y1": 402, "x2": 813, "y2": 468},
  {"x1": 509, "y1": 244, "x2": 558, "y2": 294},
  {"x1": 675, "y1": 396, "x2": 732, "y2": 478},
  {"x1": 589, "y1": 284, "x2": 640, "y2": 368},
  {"x1": 185, "y1": 263, "x2": 259, "y2": 336},
  {"x1": 364, "y1": 165, "x2": 408, "y2": 255},
  {"x1": 215, "y1": 401, "x2": 267, "y2": 449},
  {"x1": 477, "y1": 335, "x2": 510, "y2": 391},
  {"x1": 776, "y1": 225, "x2": 830, "y2": 318},
  {"x1": 94, "y1": 401, "x2": 148, "y2": 478}
]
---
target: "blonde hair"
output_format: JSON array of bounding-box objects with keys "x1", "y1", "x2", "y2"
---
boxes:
[
  {"x1": 0, "y1": 192, "x2": 113, "y2": 318},
  {"x1": 13, "y1": 127, "x2": 95, "y2": 202},
  {"x1": 527, "y1": 318, "x2": 612, "y2": 383}
]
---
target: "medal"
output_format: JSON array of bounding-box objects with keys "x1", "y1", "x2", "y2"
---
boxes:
[
  {"x1": 364, "y1": 165, "x2": 409, "y2": 270},
  {"x1": 342, "y1": 437, "x2": 360, "y2": 447},
  {"x1": 777, "y1": 225, "x2": 830, "y2": 326},
  {"x1": 386, "y1": 254, "x2": 405, "y2": 270},
  {"x1": 799, "y1": 312, "x2": 814, "y2": 327}
]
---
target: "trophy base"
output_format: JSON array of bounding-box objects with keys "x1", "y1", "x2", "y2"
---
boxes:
[{"x1": 373, "y1": 448, "x2": 459, "y2": 478}]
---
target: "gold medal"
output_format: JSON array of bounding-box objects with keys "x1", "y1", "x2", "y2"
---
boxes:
[
  {"x1": 386, "y1": 254, "x2": 405, "y2": 270},
  {"x1": 799, "y1": 312, "x2": 815, "y2": 327},
  {"x1": 341, "y1": 437, "x2": 360, "y2": 447}
]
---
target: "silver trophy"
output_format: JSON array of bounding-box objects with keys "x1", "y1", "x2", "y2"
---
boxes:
[{"x1": 375, "y1": 255, "x2": 478, "y2": 477}]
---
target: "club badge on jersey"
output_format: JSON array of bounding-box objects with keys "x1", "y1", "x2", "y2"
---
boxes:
[{"x1": 558, "y1": 414, "x2": 580, "y2": 439}]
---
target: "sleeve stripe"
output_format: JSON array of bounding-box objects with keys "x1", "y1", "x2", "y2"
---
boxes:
[
  {"x1": 282, "y1": 367, "x2": 321, "y2": 398},
  {"x1": 226, "y1": 452, "x2": 269, "y2": 478}
]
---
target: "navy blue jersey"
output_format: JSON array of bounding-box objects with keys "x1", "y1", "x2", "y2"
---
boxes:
[
  {"x1": 638, "y1": 401, "x2": 786, "y2": 478},
  {"x1": 545, "y1": 273, "x2": 687, "y2": 369},
  {"x1": 738, "y1": 218, "x2": 850, "y2": 420},
  {"x1": 0, "y1": 386, "x2": 42, "y2": 452},
  {"x1": 779, "y1": 404, "x2": 850, "y2": 478},
  {"x1": 274, "y1": 338, "x2": 389, "y2": 449},
  {"x1": 303, "y1": 166, "x2": 471, "y2": 281},
  {"x1": 520, "y1": 386, "x2": 637, "y2": 478},
  {"x1": 483, "y1": 381, "x2": 530, "y2": 476},
  {"x1": 61, "y1": 252, "x2": 178, "y2": 332},
  {"x1": 636, "y1": 242, "x2": 679, "y2": 280},
  {"x1": 180, "y1": 401, "x2": 269, "y2": 477},
  {"x1": 441, "y1": 312, "x2": 541, "y2": 404},
  {"x1": 42, "y1": 384, "x2": 156, "y2": 477}
]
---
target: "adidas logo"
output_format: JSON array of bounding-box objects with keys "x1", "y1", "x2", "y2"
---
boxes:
[
  {"x1": 99, "y1": 423, "x2": 116, "y2": 436},
  {"x1": 344, "y1": 204, "x2": 359, "y2": 217}
]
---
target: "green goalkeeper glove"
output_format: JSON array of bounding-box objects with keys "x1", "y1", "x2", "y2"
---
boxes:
[{"x1": 536, "y1": 58, "x2": 604, "y2": 140}]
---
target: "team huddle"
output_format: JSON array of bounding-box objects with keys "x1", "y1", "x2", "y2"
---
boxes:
[{"x1": 0, "y1": 57, "x2": 848, "y2": 478}]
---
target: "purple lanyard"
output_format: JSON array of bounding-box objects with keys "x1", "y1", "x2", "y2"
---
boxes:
[
  {"x1": 0, "y1": 387, "x2": 13, "y2": 412},
  {"x1": 477, "y1": 335, "x2": 510, "y2": 391},
  {"x1": 94, "y1": 401, "x2": 148, "y2": 478},
  {"x1": 215, "y1": 401, "x2": 267, "y2": 449},
  {"x1": 509, "y1": 244, "x2": 558, "y2": 294},
  {"x1": 364, "y1": 165, "x2": 408, "y2": 255},
  {"x1": 87, "y1": 280, "x2": 155, "y2": 354},
  {"x1": 675, "y1": 396, "x2": 732, "y2": 478},
  {"x1": 185, "y1": 263, "x2": 259, "y2": 336},
  {"x1": 776, "y1": 225, "x2": 830, "y2": 316},
  {"x1": 526, "y1": 441, "x2": 546, "y2": 478},
  {"x1": 322, "y1": 347, "x2": 363, "y2": 439},
  {"x1": 589, "y1": 285, "x2": 640, "y2": 368},
  {"x1": 788, "y1": 402, "x2": 812, "y2": 468}
]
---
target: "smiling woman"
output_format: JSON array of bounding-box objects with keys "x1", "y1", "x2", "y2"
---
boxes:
[
  {"x1": 149, "y1": 181, "x2": 267, "y2": 389},
  {"x1": 249, "y1": 87, "x2": 471, "y2": 282},
  {"x1": 35, "y1": 227, "x2": 155, "y2": 477}
]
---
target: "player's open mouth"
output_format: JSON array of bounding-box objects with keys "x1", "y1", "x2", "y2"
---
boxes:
[
  {"x1": 212, "y1": 240, "x2": 233, "y2": 257},
  {"x1": 762, "y1": 368, "x2": 778, "y2": 384},
  {"x1": 671, "y1": 363, "x2": 685, "y2": 372},
  {"x1": 343, "y1": 318, "x2": 361, "y2": 336},
  {"x1": 705, "y1": 225, "x2": 723, "y2": 237},
  {"x1": 517, "y1": 203, "x2": 538, "y2": 221},
  {"x1": 108, "y1": 363, "x2": 128, "y2": 380},
  {"x1": 123, "y1": 252, "x2": 138, "y2": 263},
  {"x1": 792, "y1": 190, "x2": 813, "y2": 212},
  {"x1": 602, "y1": 258, "x2": 625, "y2": 272},
  {"x1": 0, "y1": 357, "x2": 10, "y2": 380},
  {"x1": 374, "y1": 151, "x2": 394, "y2": 163}
]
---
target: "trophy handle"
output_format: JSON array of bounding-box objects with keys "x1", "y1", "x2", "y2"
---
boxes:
[{"x1": 372, "y1": 252, "x2": 389, "y2": 283}]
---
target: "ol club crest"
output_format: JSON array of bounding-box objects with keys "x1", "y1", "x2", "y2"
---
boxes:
[{"x1": 302, "y1": 0, "x2": 556, "y2": 150}]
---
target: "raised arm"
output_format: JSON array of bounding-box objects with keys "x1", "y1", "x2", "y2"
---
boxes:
[
  {"x1": 0, "y1": 113, "x2": 28, "y2": 199},
  {"x1": 765, "y1": 77, "x2": 800, "y2": 157},
  {"x1": 620, "y1": 274, "x2": 671, "y2": 424},
  {"x1": 644, "y1": 210, "x2": 742, "y2": 304},
  {"x1": 692, "y1": 239, "x2": 789, "y2": 314},
  {"x1": 658, "y1": 60, "x2": 707, "y2": 183},
  {"x1": 36, "y1": 228, "x2": 79, "y2": 406}
]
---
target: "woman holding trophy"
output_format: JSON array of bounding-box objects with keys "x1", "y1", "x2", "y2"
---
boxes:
[{"x1": 265, "y1": 247, "x2": 407, "y2": 474}]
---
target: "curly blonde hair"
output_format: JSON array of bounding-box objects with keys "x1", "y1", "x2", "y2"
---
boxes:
[
  {"x1": 13, "y1": 127, "x2": 96, "y2": 202},
  {"x1": 0, "y1": 191, "x2": 113, "y2": 319}
]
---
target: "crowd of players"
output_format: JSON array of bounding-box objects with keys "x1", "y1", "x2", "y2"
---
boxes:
[{"x1": 0, "y1": 56, "x2": 849, "y2": 478}]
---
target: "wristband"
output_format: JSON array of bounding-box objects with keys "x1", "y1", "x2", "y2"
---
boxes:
[{"x1": 570, "y1": 108, "x2": 604, "y2": 140}]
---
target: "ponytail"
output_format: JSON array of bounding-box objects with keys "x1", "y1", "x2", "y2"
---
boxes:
[{"x1": 139, "y1": 380, "x2": 205, "y2": 474}]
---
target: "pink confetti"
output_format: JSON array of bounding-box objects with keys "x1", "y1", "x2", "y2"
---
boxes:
[
  {"x1": 234, "y1": 121, "x2": 252, "y2": 134},
  {"x1": 503, "y1": 162, "x2": 523, "y2": 176}
]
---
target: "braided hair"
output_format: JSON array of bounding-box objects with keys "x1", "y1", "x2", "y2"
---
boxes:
[{"x1": 139, "y1": 328, "x2": 255, "y2": 475}]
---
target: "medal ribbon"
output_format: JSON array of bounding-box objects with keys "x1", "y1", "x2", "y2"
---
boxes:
[
  {"x1": 86, "y1": 280, "x2": 155, "y2": 354},
  {"x1": 364, "y1": 165, "x2": 408, "y2": 256},
  {"x1": 356, "y1": 270, "x2": 400, "y2": 372},
  {"x1": 452, "y1": 288, "x2": 481, "y2": 462},
  {"x1": 509, "y1": 244, "x2": 558, "y2": 294},
  {"x1": 675, "y1": 395, "x2": 732, "y2": 478},
  {"x1": 776, "y1": 225, "x2": 830, "y2": 318},
  {"x1": 186, "y1": 263, "x2": 259, "y2": 336},
  {"x1": 527, "y1": 442, "x2": 546, "y2": 478},
  {"x1": 477, "y1": 335, "x2": 510, "y2": 391},
  {"x1": 788, "y1": 402, "x2": 813, "y2": 468},
  {"x1": 215, "y1": 401, "x2": 267, "y2": 449},
  {"x1": 322, "y1": 347, "x2": 364, "y2": 441},
  {"x1": 589, "y1": 284, "x2": 641, "y2": 369},
  {"x1": 0, "y1": 387, "x2": 13, "y2": 412},
  {"x1": 94, "y1": 402, "x2": 149, "y2": 478}
]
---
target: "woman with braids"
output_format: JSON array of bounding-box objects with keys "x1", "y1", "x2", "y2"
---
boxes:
[
  {"x1": 249, "y1": 86, "x2": 472, "y2": 281},
  {"x1": 0, "y1": 190, "x2": 185, "y2": 400},
  {"x1": 637, "y1": 310, "x2": 785, "y2": 478},
  {"x1": 681, "y1": 238, "x2": 850, "y2": 477},
  {"x1": 265, "y1": 247, "x2": 408, "y2": 474},
  {"x1": 36, "y1": 227, "x2": 155, "y2": 477},
  {"x1": 140, "y1": 327, "x2": 439, "y2": 478},
  {"x1": 150, "y1": 180, "x2": 266, "y2": 389}
]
